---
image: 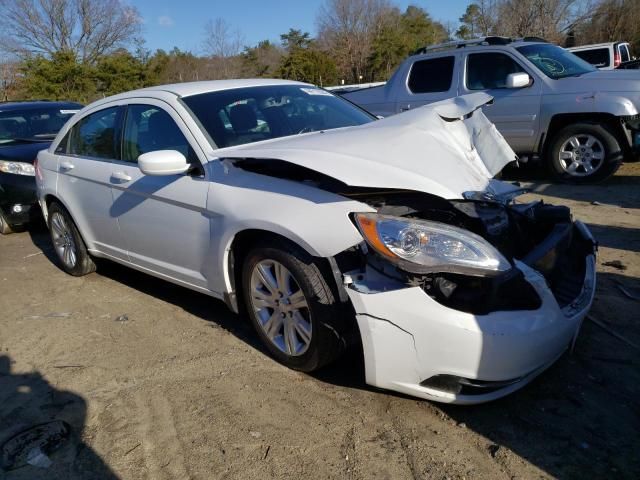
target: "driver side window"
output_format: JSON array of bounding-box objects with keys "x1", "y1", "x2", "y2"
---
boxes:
[
  {"x1": 466, "y1": 53, "x2": 526, "y2": 90},
  {"x1": 122, "y1": 105, "x2": 198, "y2": 164}
]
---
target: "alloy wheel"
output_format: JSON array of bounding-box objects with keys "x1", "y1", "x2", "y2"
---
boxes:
[
  {"x1": 50, "y1": 212, "x2": 77, "y2": 268},
  {"x1": 558, "y1": 134, "x2": 605, "y2": 177},
  {"x1": 249, "y1": 259, "x2": 312, "y2": 356}
]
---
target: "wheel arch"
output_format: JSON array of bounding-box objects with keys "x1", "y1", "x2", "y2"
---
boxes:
[
  {"x1": 222, "y1": 228, "x2": 351, "y2": 315},
  {"x1": 542, "y1": 113, "x2": 628, "y2": 157}
]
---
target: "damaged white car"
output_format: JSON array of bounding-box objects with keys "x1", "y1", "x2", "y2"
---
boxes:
[{"x1": 35, "y1": 80, "x2": 597, "y2": 404}]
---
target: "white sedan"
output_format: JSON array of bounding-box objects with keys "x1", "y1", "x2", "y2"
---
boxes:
[{"x1": 35, "y1": 79, "x2": 596, "y2": 404}]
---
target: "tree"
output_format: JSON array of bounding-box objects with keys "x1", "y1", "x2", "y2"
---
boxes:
[
  {"x1": 574, "y1": 0, "x2": 640, "y2": 50},
  {"x1": 202, "y1": 17, "x2": 244, "y2": 79},
  {"x1": 20, "y1": 51, "x2": 96, "y2": 102},
  {"x1": 278, "y1": 29, "x2": 337, "y2": 85},
  {"x1": 0, "y1": 0, "x2": 141, "y2": 63},
  {"x1": 456, "y1": 1, "x2": 497, "y2": 39},
  {"x1": 317, "y1": 0, "x2": 395, "y2": 83},
  {"x1": 241, "y1": 40, "x2": 283, "y2": 77},
  {"x1": 94, "y1": 49, "x2": 147, "y2": 97}
]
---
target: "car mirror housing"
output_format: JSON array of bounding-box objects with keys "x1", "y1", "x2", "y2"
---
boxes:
[
  {"x1": 138, "y1": 150, "x2": 189, "y2": 176},
  {"x1": 506, "y1": 72, "x2": 531, "y2": 89}
]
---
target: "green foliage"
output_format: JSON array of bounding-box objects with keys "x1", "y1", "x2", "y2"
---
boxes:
[
  {"x1": 241, "y1": 40, "x2": 283, "y2": 77},
  {"x1": 279, "y1": 48, "x2": 338, "y2": 85},
  {"x1": 457, "y1": 4, "x2": 482, "y2": 39},
  {"x1": 278, "y1": 29, "x2": 338, "y2": 85},
  {"x1": 20, "y1": 51, "x2": 96, "y2": 102},
  {"x1": 94, "y1": 49, "x2": 148, "y2": 97},
  {"x1": 368, "y1": 6, "x2": 448, "y2": 81}
]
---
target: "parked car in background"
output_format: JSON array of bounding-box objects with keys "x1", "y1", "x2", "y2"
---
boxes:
[
  {"x1": 342, "y1": 37, "x2": 640, "y2": 183},
  {"x1": 36, "y1": 80, "x2": 596, "y2": 404},
  {"x1": 0, "y1": 101, "x2": 81, "y2": 234},
  {"x1": 568, "y1": 41, "x2": 632, "y2": 70}
]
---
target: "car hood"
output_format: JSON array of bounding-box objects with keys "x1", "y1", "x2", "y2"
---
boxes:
[
  {"x1": 0, "y1": 141, "x2": 51, "y2": 164},
  {"x1": 554, "y1": 69, "x2": 640, "y2": 93},
  {"x1": 216, "y1": 93, "x2": 517, "y2": 200}
]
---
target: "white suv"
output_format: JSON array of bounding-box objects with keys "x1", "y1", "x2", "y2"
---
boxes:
[
  {"x1": 35, "y1": 80, "x2": 597, "y2": 404},
  {"x1": 568, "y1": 42, "x2": 632, "y2": 69}
]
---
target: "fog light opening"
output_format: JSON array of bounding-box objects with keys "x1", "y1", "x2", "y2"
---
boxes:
[{"x1": 11, "y1": 204, "x2": 23, "y2": 214}]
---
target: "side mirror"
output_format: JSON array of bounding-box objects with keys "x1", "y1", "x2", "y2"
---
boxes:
[
  {"x1": 138, "y1": 150, "x2": 189, "y2": 176},
  {"x1": 506, "y1": 72, "x2": 531, "y2": 89}
]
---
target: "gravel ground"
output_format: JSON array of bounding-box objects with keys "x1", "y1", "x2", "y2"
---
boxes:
[{"x1": 1, "y1": 164, "x2": 638, "y2": 480}]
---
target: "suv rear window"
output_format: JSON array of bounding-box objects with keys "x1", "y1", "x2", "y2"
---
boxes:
[
  {"x1": 408, "y1": 56, "x2": 454, "y2": 94},
  {"x1": 620, "y1": 44, "x2": 631, "y2": 63},
  {"x1": 572, "y1": 48, "x2": 610, "y2": 68}
]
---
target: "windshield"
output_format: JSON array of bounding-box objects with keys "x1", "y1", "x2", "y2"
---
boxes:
[
  {"x1": 516, "y1": 44, "x2": 596, "y2": 79},
  {"x1": 182, "y1": 85, "x2": 375, "y2": 149},
  {"x1": 0, "y1": 106, "x2": 80, "y2": 144}
]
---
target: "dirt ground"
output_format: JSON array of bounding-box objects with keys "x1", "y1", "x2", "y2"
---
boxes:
[{"x1": 1, "y1": 164, "x2": 639, "y2": 480}]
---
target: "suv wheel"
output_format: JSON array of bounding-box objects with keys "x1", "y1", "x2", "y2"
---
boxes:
[
  {"x1": 241, "y1": 239, "x2": 347, "y2": 372},
  {"x1": 48, "y1": 202, "x2": 96, "y2": 276},
  {"x1": 547, "y1": 123, "x2": 622, "y2": 183},
  {"x1": 0, "y1": 210, "x2": 14, "y2": 235}
]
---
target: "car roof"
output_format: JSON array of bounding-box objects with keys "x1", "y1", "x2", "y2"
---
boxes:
[
  {"x1": 568, "y1": 42, "x2": 625, "y2": 50},
  {"x1": 0, "y1": 100, "x2": 83, "y2": 112},
  {"x1": 113, "y1": 79, "x2": 313, "y2": 99}
]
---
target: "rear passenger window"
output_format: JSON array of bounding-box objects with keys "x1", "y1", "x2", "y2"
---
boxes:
[
  {"x1": 66, "y1": 107, "x2": 119, "y2": 159},
  {"x1": 466, "y1": 53, "x2": 526, "y2": 90},
  {"x1": 122, "y1": 105, "x2": 198, "y2": 163},
  {"x1": 408, "y1": 56, "x2": 455, "y2": 94}
]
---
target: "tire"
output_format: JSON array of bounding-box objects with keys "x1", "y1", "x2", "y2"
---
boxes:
[
  {"x1": 241, "y1": 238, "x2": 347, "y2": 372},
  {"x1": 48, "y1": 202, "x2": 95, "y2": 276},
  {"x1": 546, "y1": 122, "x2": 623, "y2": 183},
  {"x1": 0, "y1": 210, "x2": 14, "y2": 235}
]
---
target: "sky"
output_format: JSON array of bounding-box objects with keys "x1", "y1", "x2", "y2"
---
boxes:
[{"x1": 130, "y1": 0, "x2": 472, "y2": 54}]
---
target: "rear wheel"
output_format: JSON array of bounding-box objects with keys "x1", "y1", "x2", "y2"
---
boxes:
[
  {"x1": 0, "y1": 210, "x2": 14, "y2": 235},
  {"x1": 241, "y1": 239, "x2": 347, "y2": 372},
  {"x1": 48, "y1": 202, "x2": 95, "y2": 276},
  {"x1": 547, "y1": 123, "x2": 622, "y2": 183}
]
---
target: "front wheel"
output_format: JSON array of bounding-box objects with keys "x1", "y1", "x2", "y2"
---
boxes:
[
  {"x1": 48, "y1": 202, "x2": 96, "y2": 276},
  {"x1": 546, "y1": 123, "x2": 622, "y2": 183},
  {"x1": 241, "y1": 239, "x2": 347, "y2": 372}
]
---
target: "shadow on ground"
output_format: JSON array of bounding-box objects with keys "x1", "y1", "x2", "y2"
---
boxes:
[{"x1": 0, "y1": 355, "x2": 118, "y2": 480}]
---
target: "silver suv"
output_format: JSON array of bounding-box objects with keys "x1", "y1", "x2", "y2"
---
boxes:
[{"x1": 343, "y1": 37, "x2": 640, "y2": 183}]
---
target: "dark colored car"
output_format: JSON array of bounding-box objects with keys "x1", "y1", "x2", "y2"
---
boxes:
[{"x1": 0, "y1": 101, "x2": 82, "y2": 234}]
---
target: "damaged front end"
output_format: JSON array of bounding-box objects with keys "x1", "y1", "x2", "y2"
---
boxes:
[
  {"x1": 339, "y1": 188, "x2": 596, "y2": 317},
  {"x1": 335, "y1": 188, "x2": 597, "y2": 403}
]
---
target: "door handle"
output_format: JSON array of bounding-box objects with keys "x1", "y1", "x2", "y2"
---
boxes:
[
  {"x1": 400, "y1": 105, "x2": 411, "y2": 112},
  {"x1": 111, "y1": 171, "x2": 132, "y2": 183},
  {"x1": 59, "y1": 160, "x2": 74, "y2": 171}
]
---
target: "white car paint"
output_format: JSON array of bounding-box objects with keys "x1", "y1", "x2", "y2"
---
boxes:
[{"x1": 36, "y1": 79, "x2": 596, "y2": 404}]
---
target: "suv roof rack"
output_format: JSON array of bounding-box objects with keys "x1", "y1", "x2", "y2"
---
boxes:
[{"x1": 413, "y1": 36, "x2": 548, "y2": 55}]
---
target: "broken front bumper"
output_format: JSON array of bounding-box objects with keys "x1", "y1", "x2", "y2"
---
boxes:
[{"x1": 345, "y1": 222, "x2": 596, "y2": 405}]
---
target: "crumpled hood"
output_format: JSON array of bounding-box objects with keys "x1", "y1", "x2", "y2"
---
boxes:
[{"x1": 215, "y1": 93, "x2": 517, "y2": 199}]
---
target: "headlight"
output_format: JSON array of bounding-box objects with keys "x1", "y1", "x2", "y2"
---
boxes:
[
  {"x1": 0, "y1": 160, "x2": 35, "y2": 176},
  {"x1": 354, "y1": 213, "x2": 511, "y2": 276}
]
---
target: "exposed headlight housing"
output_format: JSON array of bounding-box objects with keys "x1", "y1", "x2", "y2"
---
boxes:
[
  {"x1": 354, "y1": 213, "x2": 511, "y2": 277},
  {"x1": 0, "y1": 160, "x2": 35, "y2": 176}
]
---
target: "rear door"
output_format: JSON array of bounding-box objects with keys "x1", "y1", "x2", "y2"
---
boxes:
[
  {"x1": 460, "y1": 50, "x2": 542, "y2": 153},
  {"x1": 54, "y1": 106, "x2": 126, "y2": 259},
  {"x1": 395, "y1": 54, "x2": 458, "y2": 113},
  {"x1": 108, "y1": 100, "x2": 211, "y2": 288}
]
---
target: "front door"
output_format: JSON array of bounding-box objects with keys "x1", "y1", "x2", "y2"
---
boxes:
[
  {"x1": 460, "y1": 51, "x2": 542, "y2": 153},
  {"x1": 109, "y1": 101, "x2": 211, "y2": 289}
]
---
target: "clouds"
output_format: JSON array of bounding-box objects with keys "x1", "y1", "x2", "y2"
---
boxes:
[{"x1": 157, "y1": 15, "x2": 174, "y2": 27}]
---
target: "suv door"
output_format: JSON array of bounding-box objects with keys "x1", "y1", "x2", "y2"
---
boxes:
[
  {"x1": 109, "y1": 100, "x2": 211, "y2": 288},
  {"x1": 460, "y1": 51, "x2": 542, "y2": 153},
  {"x1": 55, "y1": 106, "x2": 126, "y2": 259},
  {"x1": 395, "y1": 54, "x2": 457, "y2": 113}
]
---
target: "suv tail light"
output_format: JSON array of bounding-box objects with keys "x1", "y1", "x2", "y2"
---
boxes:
[{"x1": 614, "y1": 51, "x2": 621, "y2": 68}]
